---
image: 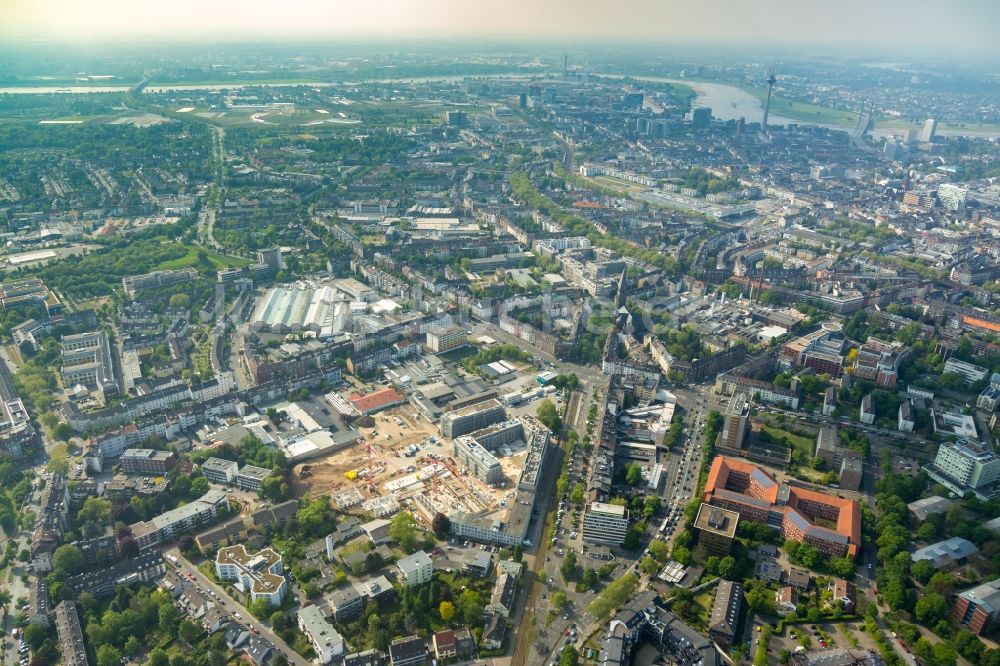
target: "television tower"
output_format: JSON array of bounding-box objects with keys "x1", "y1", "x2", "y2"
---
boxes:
[
  {"x1": 563, "y1": 53, "x2": 568, "y2": 80},
  {"x1": 762, "y1": 67, "x2": 777, "y2": 129}
]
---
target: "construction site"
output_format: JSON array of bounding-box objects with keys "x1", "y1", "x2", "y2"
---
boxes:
[{"x1": 292, "y1": 401, "x2": 547, "y2": 532}]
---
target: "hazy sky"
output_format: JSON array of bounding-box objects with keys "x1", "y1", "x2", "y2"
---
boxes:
[{"x1": 2, "y1": 0, "x2": 998, "y2": 55}]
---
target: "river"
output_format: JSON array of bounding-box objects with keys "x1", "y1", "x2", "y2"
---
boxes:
[
  {"x1": 0, "y1": 74, "x2": 811, "y2": 128},
  {"x1": 619, "y1": 74, "x2": 833, "y2": 128},
  {"x1": 2, "y1": 74, "x2": 995, "y2": 138}
]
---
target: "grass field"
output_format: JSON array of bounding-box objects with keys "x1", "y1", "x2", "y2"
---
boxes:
[
  {"x1": 146, "y1": 77, "x2": 329, "y2": 88},
  {"x1": 47, "y1": 442, "x2": 70, "y2": 472},
  {"x1": 874, "y1": 118, "x2": 1000, "y2": 136},
  {"x1": 760, "y1": 424, "x2": 815, "y2": 466},
  {"x1": 157, "y1": 245, "x2": 249, "y2": 272},
  {"x1": 735, "y1": 88, "x2": 859, "y2": 126}
]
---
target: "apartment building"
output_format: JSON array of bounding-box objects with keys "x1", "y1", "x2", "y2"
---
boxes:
[
  {"x1": 297, "y1": 605, "x2": 344, "y2": 664},
  {"x1": 237, "y1": 465, "x2": 273, "y2": 492},
  {"x1": 130, "y1": 489, "x2": 229, "y2": 550},
  {"x1": 388, "y1": 636, "x2": 426, "y2": 666},
  {"x1": 425, "y1": 325, "x2": 466, "y2": 353},
  {"x1": 439, "y1": 398, "x2": 505, "y2": 438},
  {"x1": 61, "y1": 330, "x2": 118, "y2": 396},
  {"x1": 944, "y1": 358, "x2": 989, "y2": 385},
  {"x1": 54, "y1": 601, "x2": 89, "y2": 666},
  {"x1": 215, "y1": 545, "x2": 288, "y2": 606},
  {"x1": 720, "y1": 393, "x2": 750, "y2": 450},
  {"x1": 119, "y1": 448, "x2": 177, "y2": 475},
  {"x1": 582, "y1": 502, "x2": 630, "y2": 546},
  {"x1": 122, "y1": 268, "x2": 198, "y2": 299},
  {"x1": 452, "y1": 436, "x2": 504, "y2": 485},
  {"x1": 397, "y1": 550, "x2": 434, "y2": 587},
  {"x1": 708, "y1": 581, "x2": 743, "y2": 648},
  {"x1": 201, "y1": 457, "x2": 239, "y2": 484}
]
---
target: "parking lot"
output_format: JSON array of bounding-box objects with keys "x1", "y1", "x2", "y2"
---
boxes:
[{"x1": 766, "y1": 621, "x2": 884, "y2": 662}]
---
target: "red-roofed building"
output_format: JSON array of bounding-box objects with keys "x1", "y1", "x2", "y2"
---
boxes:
[
  {"x1": 704, "y1": 456, "x2": 861, "y2": 559},
  {"x1": 348, "y1": 387, "x2": 407, "y2": 415},
  {"x1": 432, "y1": 630, "x2": 457, "y2": 662}
]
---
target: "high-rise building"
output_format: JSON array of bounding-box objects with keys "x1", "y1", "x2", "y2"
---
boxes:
[
  {"x1": 446, "y1": 110, "x2": 468, "y2": 127},
  {"x1": 927, "y1": 438, "x2": 1000, "y2": 498},
  {"x1": 692, "y1": 107, "x2": 712, "y2": 129},
  {"x1": 920, "y1": 118, "x2": 938, "y2": 143},
  {"x1": 582, "y1": 501, "x2": 630, "y2": 546},
  {"x1": 720, "y1": 393, "x2": 750, "y2": 449},
  {"x1": 257, "y1": 247, "x2": 283, "y2": 272},
  {"x1": 694, "y1": 503, "x2": 739, "y2": 555}
]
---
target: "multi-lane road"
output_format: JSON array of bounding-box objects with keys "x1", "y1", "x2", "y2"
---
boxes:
[{"x1": 527, "y1": 383, "x2": 723, "y2": 664}]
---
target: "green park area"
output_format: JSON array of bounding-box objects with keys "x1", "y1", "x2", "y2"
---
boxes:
[{"x1": 157, "y1": 244, "x2": 249, "y2": 272}]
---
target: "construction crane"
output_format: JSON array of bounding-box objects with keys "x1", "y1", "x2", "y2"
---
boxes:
[{"x1": 365, "y1": 438, "x2": 376, "y2": 493}]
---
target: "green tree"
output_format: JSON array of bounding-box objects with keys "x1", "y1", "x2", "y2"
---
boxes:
[
  {"x1": 177, "y1": 620, "x2": 201, "y2": 647},
  {"x1": 717, "y1": 556, "x2": 737, "y2": 580},
  {"x1": 640, "y1": 556, "x2": 660, "y2": 576},
  {"x1": 125, "y1": 636, "x2": 141, "y2": 656},
  {"x1": 648, "y1": 540, "x2": 670, "y2": 562},
  {"x1": 551, "y1": 591, "x2": 569, "y2": 610},
  {"x1": 625, "y1": 463, "x2": 643, "y2": 486},
  {"x1": 560, "y1": 549, "x2": 578, "y2": 582},
  {"x1": 260, "y1": 476, "x2": 290, "y2": 502},
  {"x1": 432, "y1": 512, "x2": 451, "y2": 537},
  {"x1": 559, "y1": 645, "x2": 579, "y2": 666},
  {"x1": 247, "y1": 598, "x2": 273, "y2": 620},
  {"x1": 828, "y1": 557, "x2": 855, "y2": 578},
  {"x1": 915, "y1": 592, "x2": 948, "y2": 625},
  {"x1": 52, "y1": 544, "x2": 84, "y2": 574},
  {"x1": 158, "y1": 603, "x2": 182, "y2": 635},
  {"x1": 23, "y1": 623, "x2": 46, "y2": 649},
  {"x1": 54, "y1": 422, "x2": 74, "y2": 441},
  {"x1": 589, "y1": 574, "x2": 639, "y2": 621},
  {"x1": 911, "y1": 558, "x2": 935, "y2": 584},
  {"x1": 97, "y1": 646, "x2": 122, "y2": 666},
  {"x1": 389, "y1": 511, "x2": 420, "y2": 553},
  {"x1": 169, "y1": 294, "x2": 191, "y2": 309},
  {"x1": 456, "y1": 589, "x2": 485, "y2": 626},
  {"x1": 270, "y1": 612, "x2": 289, "y2": 632},
  {"x1": 148, "y1": 648, "x2": 170, "y2": 666},
  {"x1": 536, "y1": 399, "x2": 562, "y2": 432}
]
